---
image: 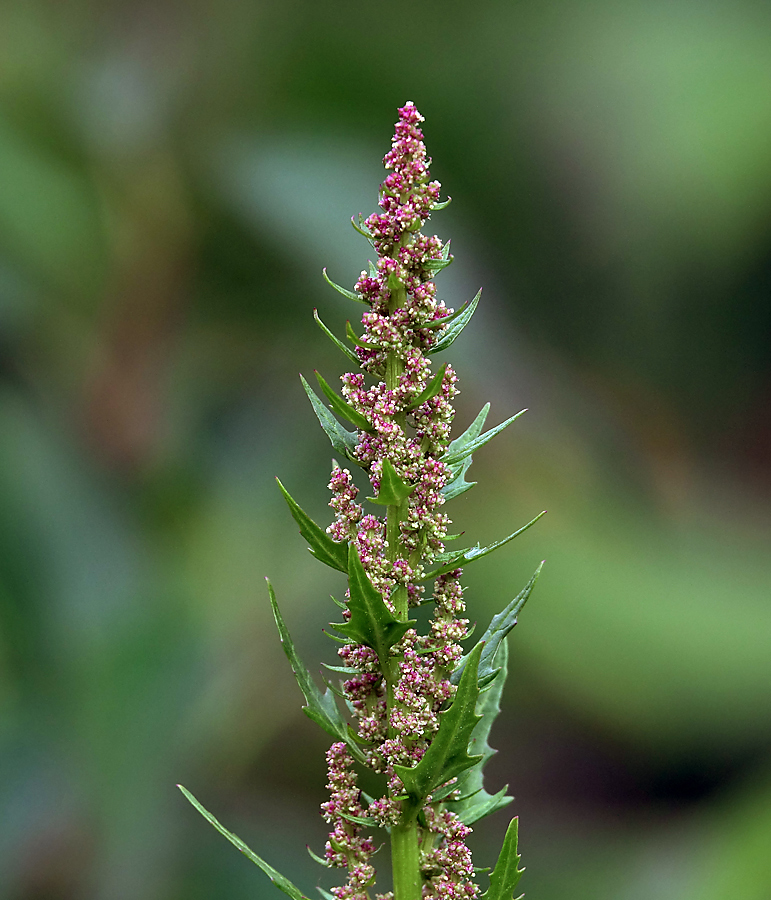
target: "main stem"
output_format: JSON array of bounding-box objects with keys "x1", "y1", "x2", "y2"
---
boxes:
[{"x1": 384, "y1": 283, "x2": 423, "y2": 900}]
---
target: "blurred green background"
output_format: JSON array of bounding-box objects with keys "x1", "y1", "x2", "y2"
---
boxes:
[{"x1": 1, "y1": 0, "x2": 770, "y2": 897}]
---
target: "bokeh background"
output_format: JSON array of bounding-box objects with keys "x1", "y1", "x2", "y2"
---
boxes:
[{"x1": 1, "y1": 1, "x2": 771, "y2": 897}]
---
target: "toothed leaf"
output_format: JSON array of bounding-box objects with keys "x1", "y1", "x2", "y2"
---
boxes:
[
  {"x1": 276, "y1": 479, "x2": 349, "y2": 573},
  {"x1": 322, "y1": 268, "x2": 365, "y2": 304},
  {"x1": 430, "y1": 288, "x2": 481, "y2": 353},
  {"x1": 442, "y1": 456, "x2": 477, "y2": 500},
  {"x1": 406, "y1": 363, "x2": 448, "y2": 412},
  {"x1": 268, "y1": 582, "x2": 366, "y2": 762},
  {"x1": 313, "y1": 309, "x2": 360, "y2": 365},
  {"x1": 482, "y1": 818, "x2": 524, "y2": 900},
  {"x1": 367, "y1": 458, "x2": 417, "y2": 506},
  {"x1": 178, "y1": 786, "x2": 309, "y2": 900},
  {"x1": 394, "y1": 643, "x2": 484, "y2": 806},
  {"x1": 315, "y1": 371, "x2": 372, "y2": 432},
  {"x1": 448, "y1": 641, "x2": 512, "y2": 825},
  {"x1": 331, "y1": 545, "x2": 414, "y2": 663},
  {"x1": 300, "y1": 375, "x2": 360, "y2": 461},
  {"x1": 425, "y1": 512, "x2": 546, "y2": 579},
  {"x1": 443, "y1": 409, "x2": 526, "y2": 468},
  {"x1": 452, "y1": 563, "x2": 543, "y2": 687}
]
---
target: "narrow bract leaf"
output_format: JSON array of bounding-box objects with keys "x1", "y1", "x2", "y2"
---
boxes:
[
  {"x1": 300, "y1": 376, "x2": 360, "y2": 461},
  {"x1": 425, "y1": 512, "x2": 546, "y2": 579},
  {"x1": 448, "y1": 642, "x2": 512, "y2": 826},
  {"x1": 322, "y1": 268, "x2": 366, "y2": 304},
  {"x1": 307, "y1": 846, "x2": 331, "y2": 868},
  {"x1": 451, "y1": 563, "x2": 543, "y2": 687},
  {"x1": 178, "y1": 785, "x2": 309, "y2": 900},
  {"x1": 313, "y1": 309, "x2": 360, "y2": 365},
  {"x1": 443, "y1": 409, "x2": 527, "y2": 469},
  {"x1": 346, "y1": 320, "x2": 380, "y2": 350},
  {"x1": 442, "y1": 456, "x2": 477, "y2": 500},
  {"x1": 482, "y1": 818, "x2": 524, "y2": 900},
  {"x1": 394, "y1": 643, "x2": 484, "y2": 806},
  {"x1": 276, "y1": 479, "x2": 349, "y2": 573},
  {"x1": 367, "y1": 458, "x2": 417, "y2": 506},
  {"x1": 268, "y1": 582, "x2": 366, "y2": 763},
  {"x1": 315, "y1": 371, "x2": 372, "y2": 432},
  {"x1": 430, "y1": 288, "x2": 481, "y2": 353},
  {"x1": 431, "y1": 196, "x2": 453, "y2": 212},
  {"x1": 332, "y1": 545, "x2": 414, "y2": 664},
  {"x1": 406, "y1": 363, "x2": 448, "y2": 412},
  {"x1": 351, "y1": 214, "x2": 374, "y2": 241}
]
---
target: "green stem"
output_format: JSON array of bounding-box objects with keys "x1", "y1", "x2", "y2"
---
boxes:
[{"x1": 391, "y1": 816, "x2": 422, "y2": 900}]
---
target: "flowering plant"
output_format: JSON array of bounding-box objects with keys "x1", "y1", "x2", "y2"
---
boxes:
[{"x1": 180, "y1": 102, "x2": 544, "y2": 900}]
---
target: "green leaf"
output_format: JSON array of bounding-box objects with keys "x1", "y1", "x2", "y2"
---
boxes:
[
  {"x1": 315, "y1": 371, "x2": 373, "y2": 432},
  {"x1": 405, "y1": 363, "x2": 448, "y2": 412},
  {"x1": 276, "y1": 478, "x2": 349, "y2": 573},
  {"x1": 446, "y1": 403, "x2": 490, "y2": 467},
  {"x1": 300, "y1": 375, "x2": 360, "y2": 461},
  {"x1": 448, "y1": 641, "x2": 512, "y2": 826},
  {"x1": 482, "y1": 818, "x2": 524, "y2": 900},
  {"x1": 367, "y1": 458, "x2": 417, "y2": 506},
  {"x1": 442, "y1": 456, "x2": 477, "y2": 501},
  {"x1": 322, "y1": 267, "x2": 366, "y2": 304},
  {"x1": 430, "y1": 288, "x2": 481, "y2": 353},
  {"x1": 268, "y1": 581, "x2": 366, "y2": 762},
  {"x1": 452, "y1": 563, "x2": 544, "y2": 688},
  {"x1": 331, "y1": 545, "x2": 414, "y2": 663},
  {"x1": 394, "y1": 643, "x2": 484, "y2": 806},
  {"x1": 351, "y1": 213, "x2": 374, "y2": 240},
  {"x1": 425, "y1": 512, "x2": 546, "y2": 579},
  {"x1": 340, "y1": 811, "x2": 374, "y2": 827},
  {"x1": 346, "y1": 320, "x2": 380, "y2": 350},
  {"x1": 431, "y1": 197, "x2": 453, "y2": 212},
  {"x1": 313, "y1": 309, "x2": 361, "y2": 366},
  {"x1": 443, "y1": 409, "x2": 527, "y2": 469},
  {"x1": 307, "y1": 846, "x2": 331, "y2": 868},
  {"x1": 178, "y1": 785, "x2": 309, "y2": 900}
]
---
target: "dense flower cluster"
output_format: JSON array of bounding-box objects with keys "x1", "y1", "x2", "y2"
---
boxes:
[{"x1": 322, "y1": 103, "x2": 479, "y2": 900}]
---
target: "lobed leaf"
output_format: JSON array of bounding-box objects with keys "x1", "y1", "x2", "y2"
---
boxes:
[
  {"x1": 447, "y1": 641, "x2": 512, "y2": 826},
  {"x1": 322, "y1": 268, "x2": 366, "y2": 304},
  {"x1": 331, "y1": 545, "x2": 414, "y2": 664},
  {"x1": 178, "y1": 785, "x2": 309, "y2": 900},
  {"x1": 405, "y1": 363, "x2": 448, "y2": 412},
  {"x1": 367, "y1": 458, "x2": 417, "y2": 506},
  {"x1": 430, "y1": 288, "x2": 481, "y2": 353},
  {"x1": 481, "y1": 818, "x2": 525, "y2": 900},
  {"x1": 394, "y1": 643, "x2": 484, "y2": 807},
  {"x1": 442, "y1": 456, "x2": 477, "y2": 501},
  {"x1": 276, "y1": 478, "x2": 349, "y2": 573},
  {"x1": 300, "y1": 375, "x2": 360, "y2": 462},
  {"x1": 443, "y1": 409, "x2": 527, "y2": 469},
  {"x1": 315, "y1": 371, "x2": 372, "y2": 432},
  {"x1": 268, "y1": 581, "x2": 365, "y2": 762},
  {"x1": 313, "y1": 309, "x2": 360, "y2": 366},
  {"x1": 452, "y1": 563, "x2": 543, "y2": 688},
  {"x1": 425, "y1": 512, "x2": 546, "y2": 579}
]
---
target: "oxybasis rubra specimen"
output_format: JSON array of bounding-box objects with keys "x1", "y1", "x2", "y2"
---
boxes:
[{"x1": 180, "y1": 101, "x2": 544, "y2": 900}]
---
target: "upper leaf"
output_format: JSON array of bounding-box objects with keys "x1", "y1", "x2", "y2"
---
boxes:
[
  {"x1": 322, "y1": 268, "x2": 367, "y2": 304},
  {"x1": 442, "y1": 409, "x2": 527, "y2": 469},
  {"x1": 405, "y1": 363, "x2": 448, "y2": 412},
  {"x1": 451, "y1": 563, "x2": 543, "y2": 688},
  {"x1": 430, "y1": 288, "x2": 481, "y2": 353},
  {"x1": 178, "y1": 785, "x2": 309, "y2": 900},
  {"x1": 268, "y1": 581, "x2": 365, "y2": 763},
  {"x1": 315, "y1": 371, "x2": 373, "y2": 432},
  {"x1": 276, "y1": 478, "x2": 349, "y2": 573},
  {"x1": 424, "y1": 512, "x2": 546, "y2": 579},
  {"x1": 481, "y1": 817, "x2": 525, "y2": 900},
  {"x1": 313, "y1": 309, "x2": 360, "y2": 366},
  {"x1": 367, "y1": 458, "x2": 417, "y2": 506},
  {"x1": 300, "y1": 375, "x2": 360, "y2": 462},
  {"x1": 447, "y1": 641, "x2": 512, "y2": 826},
  {"x1": 331, "y1": 545, "x2": 414, "y2": 664},
  {"x1": 394, "y1": 643, "x2": 484, "y2": 807}
]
